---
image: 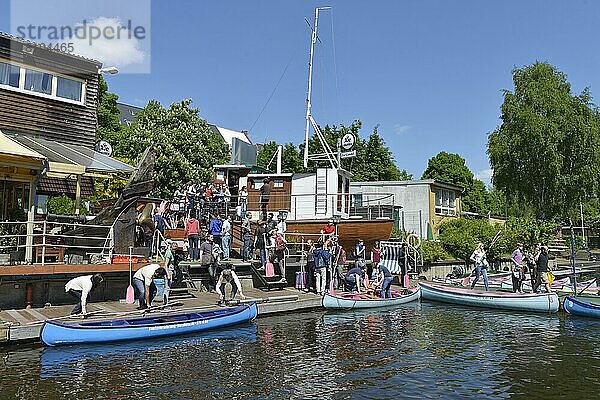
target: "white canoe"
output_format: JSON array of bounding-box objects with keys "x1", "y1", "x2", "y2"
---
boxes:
[
  {"x1": 420, "y1": 282, "x2": 559, "y2": 313},
  {"x1": 322, "y1": 286, "x2": 421, "y2": 310}
]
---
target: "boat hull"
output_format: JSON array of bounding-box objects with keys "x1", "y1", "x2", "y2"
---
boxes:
[
  {"x1": 420, "y1": 282, "x2": 559, "y2": 313},
  {"x1": 564, "y1": 296, "x2": 600, "y2": 318},
  {"x1": 285, "y1": 218, "x2": 394, "y2": 251},
  {"x1": 41, "y1": 303, "x2": 258, "y2": 346},
  {"x1": 322, "y1": 286, "x2": 421, "y2": 309}
]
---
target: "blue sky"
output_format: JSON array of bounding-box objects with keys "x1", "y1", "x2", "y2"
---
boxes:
[{"x1": 3, "y1": 1, "x2": 600, "y2": 185}]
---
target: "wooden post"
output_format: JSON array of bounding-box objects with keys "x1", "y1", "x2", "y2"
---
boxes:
[
  {"x1": 25, "y1": 205, "x2": 35, "y2": 264},
  {"x1": 41, "y1": 220, "x2": 46, "y2": 267},
  {"x1": 75, "y1": 175, "x2": 82, "y2": 215}
]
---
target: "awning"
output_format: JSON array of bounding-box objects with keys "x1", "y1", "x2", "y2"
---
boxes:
[
  {"x1": 8, "y1": 133, "x2": 134, "y2": 178},
  {"x1": 0, "y1": 130, "x2": 46, "y2": 169}
]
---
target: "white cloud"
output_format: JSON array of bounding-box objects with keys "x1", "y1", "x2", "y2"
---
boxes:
[
  {"x1": 65, "y1": 17, "x2": 148, "y2": 72},
  {"x1": 475, "y1": 168, "x2": 493, "y2": 187},
  {"x1": 393, "y1": 124, "x2": 411, "y2": 135}
]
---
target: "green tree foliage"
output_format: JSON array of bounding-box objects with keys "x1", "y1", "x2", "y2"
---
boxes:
[
  {"x1": 115, "y1": 100, "x2": 229, "y2": 198},
  {"x1": 257, "y1": 120, "x2": 407, "y2": 181},
  {"x1": 488, "y1": 62, "x2": 600, "y2": 220},
  {"x1": 96, "y1": 75, "x2": 124, "y2": 146},
  {"x1": 504, "y1": 217, "x2": 557, "y2": 249},
  {"x1": 421, "y1": 151, "x2": 490, "y2": 213},
  {"x1": 256, "y1": 141, "x2": 304, "y2": 173},
  {"x1": 438, "y1": 218, "x2": 503, "y2": 262},
  {"x1": 46, "y1": 195, "x2": 90, "y2": 216},
  {"x1": 488, "y1": 188, "x2": 507, "y2": 217},
  {"x1": 462, "y1": 179, "x2": 490, "y2": 214},
  {"x1": 437, "y1": 217, "x2": 557, "y2": 262},
  {"x1": 422, "y1": 151, "x2": 473, "y2": 188}
]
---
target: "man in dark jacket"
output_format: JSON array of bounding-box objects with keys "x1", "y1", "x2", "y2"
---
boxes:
[
  {"x1": 259, "y1": 178, "x2": 271, "y2": 220},
  {"x1": 534, "y1": 246, "x2": 552, "y2": 293},
  {"x1": 253, "y1": 219, "x2": 269, "y2": 268}
]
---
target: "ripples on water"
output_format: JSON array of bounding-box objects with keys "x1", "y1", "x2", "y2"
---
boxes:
[{"x1": 1, "y1": 302, "x2": 599, "y2": 399}]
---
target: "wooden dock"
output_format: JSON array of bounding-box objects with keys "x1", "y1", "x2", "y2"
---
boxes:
[{"x1": 0, "y1": 287, "x2": 322, "y2": 345}]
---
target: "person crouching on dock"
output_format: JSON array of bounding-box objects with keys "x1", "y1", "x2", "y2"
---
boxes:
[
  {"x1": 65, "y1": 273, "x2": 104, "y2": 316},
  {"x1": 216, "y1": 269, "x2": 246, "y2": 305}
]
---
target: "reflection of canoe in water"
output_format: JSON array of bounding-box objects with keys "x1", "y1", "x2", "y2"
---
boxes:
[
  {"x1": 41, "y1": 324, "x2": 258, "y2": 377},
  {"x1": 322, "y1": 286, "x2": 421, "y2": 309},
  {"x1": 420, "y1": 282, "x2": 559, "y2": 313},
  {"x1": 41, "y1": 303, "x2": 258, "y2": 346},
  {"x1": 564, "y1": 296, "x2": 600, "y2": 319}
]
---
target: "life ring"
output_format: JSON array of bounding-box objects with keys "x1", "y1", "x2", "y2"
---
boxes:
[{"x1": 406, "y1": 233, "x2": 421, "y2": 249}]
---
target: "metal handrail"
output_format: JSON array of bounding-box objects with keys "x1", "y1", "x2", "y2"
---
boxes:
[{"x1": 0, "y1": 218, "x2": 114, "y2": 266}]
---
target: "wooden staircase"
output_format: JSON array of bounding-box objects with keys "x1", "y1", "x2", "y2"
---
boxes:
[{"x1": 549, "y1": 238, "x2": 569, "y2": 258}]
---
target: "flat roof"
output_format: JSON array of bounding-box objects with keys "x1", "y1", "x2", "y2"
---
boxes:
[
  {"x1": 9, "y1": 133, "x2": 134, "y2": 176},
  {"x1": 351, "y1": 179, "x2": 464, "y2": 192}
]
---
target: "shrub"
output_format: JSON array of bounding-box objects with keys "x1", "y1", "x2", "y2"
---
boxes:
[
  {"x1": 422, "y1": 240, "x2": 452, "y2": 264},
  {"x1": 46, "y1": 195, "x2": 90, "y2": 216}
]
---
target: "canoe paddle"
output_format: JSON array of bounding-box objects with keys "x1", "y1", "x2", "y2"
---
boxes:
[
  {"x1": 115, "y1": 301, "x2": 184, "y2": 317},
  {"x1": 26, "y1": 310, "x2": 106, "y2": 325},
  {"x1": 125, "y1": 246, "x2": 135, "y2": 304}
]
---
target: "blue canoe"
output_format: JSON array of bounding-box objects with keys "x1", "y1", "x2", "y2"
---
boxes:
[
  {"x1": 41, "y1": 303, "x2": 258, "y2": 346},
  {"x1": 564, "y1": 296, "x2": 600, "y2": 319}
]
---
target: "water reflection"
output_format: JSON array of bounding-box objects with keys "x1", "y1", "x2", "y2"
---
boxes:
[{"x1": 1, "y1": 304, "x2": 599, "y2": 399}]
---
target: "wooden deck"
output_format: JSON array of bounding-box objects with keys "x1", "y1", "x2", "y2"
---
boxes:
[
  {"x1": 0, "y1": 262, "x2": 149, "y2": 277},
  {"x1": 0, "y1": 287, "x2": 322, "y2": 344}
]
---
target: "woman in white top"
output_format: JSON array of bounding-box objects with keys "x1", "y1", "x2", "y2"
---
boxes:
[
  {"x1": 65, "y1": 274, "x2": 104, "y2": 315},
  {"x1": 469, "y1": 242, "x2": 489, "y2": 291},
  {"x1": 239, "y1": 186, "x2": 248, "y2": 218}
]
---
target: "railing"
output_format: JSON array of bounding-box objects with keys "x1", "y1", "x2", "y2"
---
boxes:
[
  {"x1": 0, "y1": 216, "x2": 114, "y2": 266},
  {"x1": 160, "y1": 191, "x2": 396, "y2": 222}
]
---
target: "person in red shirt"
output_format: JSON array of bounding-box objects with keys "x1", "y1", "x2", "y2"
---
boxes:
[
  {"x1": 321, "y1": 221, "x2": 335, "y2": 237},
  {"x1": 185, "y1": 211, "x2": 201, "y2": 260}
]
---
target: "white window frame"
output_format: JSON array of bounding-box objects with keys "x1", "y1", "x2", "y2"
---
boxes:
[
  {"x1": 435, "y1": 188, "x2": 456, "y2": 216},
  {"x1": 0, "y1": 58, "x2": 86, "y2": 105},
  {"x1": 273, "y1": 179, "x2": 284, "y2": 188}
]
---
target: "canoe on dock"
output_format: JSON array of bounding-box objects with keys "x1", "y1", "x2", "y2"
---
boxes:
[
  {"x1": 564, "y1": 296, "x2": 600, "y2": 319},
  {"x1": 322, "y1": 286, "x2": 421, "y2": 309},
  {"x1": 41, "y1": 303, "x2": 258, "y2": 346},
  {"x1": 420, "y1": 282, "x2": 559, "y2": 313}
]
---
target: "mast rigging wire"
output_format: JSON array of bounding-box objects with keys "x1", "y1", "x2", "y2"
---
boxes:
[{"x1": 248, "y1": 52, "x2": 296, "y2": 133}]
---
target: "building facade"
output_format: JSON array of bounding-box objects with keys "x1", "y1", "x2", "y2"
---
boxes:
[
  {"x1": 0, "y1": 32, "x2": 132, "y2": 220},
  {"x1": 350, "y1": 179, "x2": 464, "y2": 238}
]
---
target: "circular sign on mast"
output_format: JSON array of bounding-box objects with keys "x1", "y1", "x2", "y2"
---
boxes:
[
  {"x1": 341, "y1": 133, "x2": 355, "y2": 150},
  {"x1": 95, "y1": 141, "x2": 113, "y2": 156}
]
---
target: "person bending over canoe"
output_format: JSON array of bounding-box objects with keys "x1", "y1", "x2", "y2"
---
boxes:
[
  {"x1": 216, "y1": 269, "x2": 246, "y2": 305},
  {"x1": 65, "y1": 273, "x2": 104, "y2": 316},
  {"x1": 469, "y1": 243, "x2": 489, "y2": 291},
  {"x1": 376, "y1": 263, "x2": 394, "y2": 299},
  {"x1": 132, "y1": 264, "x2": 168, "y2": 310},
  {"x1": 345, "y1": 263, "x2": 365, "y2": 293}
]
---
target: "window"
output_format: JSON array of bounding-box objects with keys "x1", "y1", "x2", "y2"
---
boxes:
[
  {"x1": 353, "y1": 193, "x2": 363, "y2": 208},
  {"x1": 25, "y1": 69, "x2": 53, "y2": 94},
  {"x1": 0, "y1": 59, "x2": 86, "y2": 104},
  {"x1": 273, "y1": 179, "x2": 284, "y2": 188},
  {"x1": 56, "y1": 76, "x2": 82, "y2": 101},
  {"x1": 435, "y1": 188, "x2": 456, "y2": 216},
  {"x1": 0, "y1": 61, "x2": 20, "y2": 88}
]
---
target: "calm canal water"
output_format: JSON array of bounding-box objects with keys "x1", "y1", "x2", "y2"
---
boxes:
[{"x1": 1, "y1": 302, "x2": 599, "y2": 399}]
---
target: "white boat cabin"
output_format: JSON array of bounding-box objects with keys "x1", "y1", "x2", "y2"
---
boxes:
[{"x1": 213, "y1": 165, "x2": 351, "y2": 221}]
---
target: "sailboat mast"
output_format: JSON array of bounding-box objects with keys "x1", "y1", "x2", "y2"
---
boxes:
[{"x1": 303, "y1": 7, "x2": 329, "y2": 168}]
